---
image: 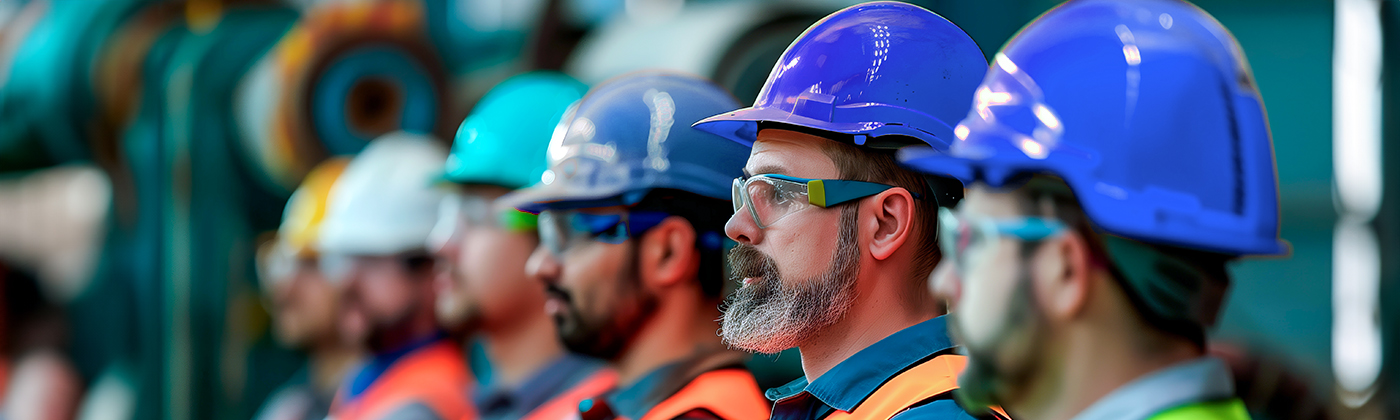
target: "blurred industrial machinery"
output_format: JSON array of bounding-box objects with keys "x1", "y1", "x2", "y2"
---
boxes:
[{"x1": 0, "y1": 0, "x2": 1363, "y2": 419}]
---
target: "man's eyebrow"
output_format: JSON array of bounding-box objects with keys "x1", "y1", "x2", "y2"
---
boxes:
[{"x1": 747, "y1": 165, "x2": 787, "y2": 176}]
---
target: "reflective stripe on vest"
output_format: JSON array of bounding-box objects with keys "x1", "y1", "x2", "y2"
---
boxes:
[
  {"x1": 825, "y1": 354, "x2": 1008, "y2": 420},
  {"x1": 1147, "y1": 399, "x2": 1251, "y2": 420},
  {"x1": 621, "y1": 368, "x2": 770, "y2": 420},
  {"x1": 330, "y1": 341, "x2": 477, "y2": 420},
  {"x1": 520, "y1": 368, "x2": 620, "y2": 420}
]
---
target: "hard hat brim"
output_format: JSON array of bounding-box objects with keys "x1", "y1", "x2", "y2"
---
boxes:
[
  {"x1": 898, "y1": 146, "x2": 1291, "y2": 257},
  {"x1": 693, "y1": 105, "x2": 890, "y2": 148},
  {"x1": 498, "y1": 181, "x2": 640, "y2": 215}
]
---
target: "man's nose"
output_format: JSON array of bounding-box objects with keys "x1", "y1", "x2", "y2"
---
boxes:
[
  {"x1": 929, "y1": 261, "x2": 962, "y2": 311},
  {"x1": 526, "y1": 245, "x2": 561, "y2": 286},
  {"x1": 725, "y1": 207, "x2": 763, "y2": 246}
]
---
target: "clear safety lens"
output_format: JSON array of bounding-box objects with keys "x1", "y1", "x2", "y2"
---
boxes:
[
  {"x1": 937, "y1": 207, "x2": 1067, "y2": 278},
  {"x1": 318, "y1": 254, "x2": 355, "y2": 284},
  {"x1": 537, "y1": 210, "x2": 669, "y2": 255},
  {"x1": 734, "y1": 175, "x2": 812, "y2": 229},
  {"x1": 538, "y1": 211, "x2": 574, "y2": 256},
  {"x1": 256, "y1": 242, "x2": 297, "y2": 289},
  {"x1": 938, "y1": 208, "x2": 986, "y2": 277},
  {"x1": 428, "y1": 195, "x2": 464, "y2": 253}
]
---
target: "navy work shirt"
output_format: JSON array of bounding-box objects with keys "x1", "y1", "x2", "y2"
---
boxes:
[{"x1": 766, "y1": 317, "x2": 978, "y2": 420}]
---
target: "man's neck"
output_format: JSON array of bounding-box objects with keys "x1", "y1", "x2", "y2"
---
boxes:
[
  {"x1": 614, "y1": 293, "x2": 728, "y2": 386},
  {"x1": 798, "y1": 271, "x2": 935, "y2": 380},
  {"x1": 1009, "y1": 322, "x2": 1200, "y2": 420},
  {"x1": 481, "y1": 310, "x2": 565, "y2": 388},
  {"x1": 309, "y1": 341, "x2": 361, "y2": 395}
]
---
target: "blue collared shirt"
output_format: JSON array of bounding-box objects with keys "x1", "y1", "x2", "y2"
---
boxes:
[
  {"x1": 474, "y1": 353, "x2": 609, "y2": 420},
  {"x1": 767, "y1": 317, "x2": 977, "y2": 420}
]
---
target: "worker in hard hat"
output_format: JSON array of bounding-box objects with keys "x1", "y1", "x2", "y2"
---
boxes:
[
  {"x1": 692, "y1": 2, "x2": 1001, "y2": 419},
  {"x1": 318, "y1": 133, "x2": 475, "y2": 420},
  {"x1": 501, "y1": 72, "x2": 770, "y2": 420},
  {"x1": 429, "y1": 72, "x2": 615, "y2": 420},
  {"x1": 903, "y1": 1, "x2": 1283, "y2": 419},
  {"x1": 253, "y1": 158, "x2": 364, "y2": 420}
]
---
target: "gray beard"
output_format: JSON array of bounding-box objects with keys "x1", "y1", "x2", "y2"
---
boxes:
[{"x1": 719, "y1": 206, "x2": 861, "y2": 354}]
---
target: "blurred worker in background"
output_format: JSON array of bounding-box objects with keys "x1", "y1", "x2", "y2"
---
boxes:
[
  {"x1": 503, "y1": 72, "x2": 770, "y2": 420},
  {"x1": 317, "y1": 133, "x2": 474, "y2": 420},
  {"x1": 693, "y1": 2, "x2": 998, "y2": 419},
  {"x1": 429, "y1": 72, "x2": 615, "y2": 420},
  {"x1": 254, "y1": 157, "x2": 364, "y2": 420},
  {"x1": 0, "y1": 265, "x2": 81, "y2": 420},
  {"x1": 906, "y1": 1, "x2": 1285, "y2": 419}
]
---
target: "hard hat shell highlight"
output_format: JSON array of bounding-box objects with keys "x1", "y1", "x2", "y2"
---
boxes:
[
  {"x1": 692, "y1": 1, "x2": 988, "y2": 150},
  {"x1": 502, "y1": 71, "x2": 749, "y2": 214},
  {"x1": 278, "y1": 157, "x2": 352, "y2": 257},
  {"x1": 317, "y1": 132, "x2": 448, "y2": 256},
  {"x1": 444, "y1": 72, "x2": 588, "y2": 189},
  {"x1": 899, "y1": 0, "x2": 1285, "y2": 256}
]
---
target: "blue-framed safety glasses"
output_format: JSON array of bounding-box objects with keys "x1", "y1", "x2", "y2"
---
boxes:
[
  {"x1": 937, "y1": 207, "x2": 1067, "y2": 276},
  {"x1": 537, "y1": 210, "x2": 673, "y2": 255},
  {"x1": 732, "y1": 173, "x2": 913, "y2": 229}
]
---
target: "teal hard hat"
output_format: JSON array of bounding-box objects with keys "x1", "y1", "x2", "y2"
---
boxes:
[{"x1": 443, "y1": 72, "x2": 588, "y2": 188}]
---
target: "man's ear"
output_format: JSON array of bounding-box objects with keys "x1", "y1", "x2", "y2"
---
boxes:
[
  {"x1": 637, "y1": 216, "x2": 700, "y2": 290},
  {"x1": 1032, "y1": 231, "x2": 1094, "y2": 321},
  {"x1": 866, "y1": 188, "x2": 916, "y2": 261}
]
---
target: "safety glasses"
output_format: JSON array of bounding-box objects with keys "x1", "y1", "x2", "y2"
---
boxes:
[
  {"x1": 937, "y1": 207, "x2": 1067, "y2": 276},
  {"x1": 317, "y1": 253, "x2": 430, "y2": 284},
  {"x1": 537, "y1": 210, "x2": 672, "y2": 255},
  {"x1": 732, "y1": 174, "x2": 912, "y2": 229},
  {"x1": 429, "y1": 193, "x2": 539, "y2": 251}
]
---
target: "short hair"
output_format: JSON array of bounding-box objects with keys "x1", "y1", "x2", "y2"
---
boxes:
[
  {"x1": 1012, "y1": 175, "x2": 1232, "y2": 349},
  {"x1": 757, "y1": 123, "x2": 944, "y2": 293},
  {"x1": 632, "y1": 189, "x2": 731, "y2": 299}
]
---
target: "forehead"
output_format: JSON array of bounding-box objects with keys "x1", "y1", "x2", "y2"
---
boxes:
[
  {"x1": 747, "y1": 129, "x2": 838, "y2": 179},
  {"x1": 960, "y1": 184, "x2": 1027, "y2": 219}
]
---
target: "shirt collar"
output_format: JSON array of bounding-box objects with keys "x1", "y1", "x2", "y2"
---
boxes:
[
  {"x1": 768, "y1": 316, "x2": 958, "y2": 412},
  {"x1": 607, "y1": 361, "x2": 686, "y2": 420},
  {"x1": 1069, "y1": 356, "x2": 1236, "y2": 420}
]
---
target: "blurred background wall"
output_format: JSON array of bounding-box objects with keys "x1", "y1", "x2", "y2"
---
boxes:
[{"x1": 0, "y1": 0, "x2": 1365, "y2": 419}]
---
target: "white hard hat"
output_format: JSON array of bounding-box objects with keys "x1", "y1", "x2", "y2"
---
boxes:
[{"x1": 317, "y1": 132, "x2": 447, "y2": 256}]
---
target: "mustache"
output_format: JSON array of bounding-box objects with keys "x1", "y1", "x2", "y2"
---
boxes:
[
  {"x1": 728, "y1": 243, "x2": 777, "y2": 280},
  {"x1": 544, "y1": 283, "x2": 574, "y2": 304}
]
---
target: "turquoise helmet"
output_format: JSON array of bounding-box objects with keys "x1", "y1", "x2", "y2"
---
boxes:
[{"x1": 443, "y1": 72, "x2": 589, "y2": 188}]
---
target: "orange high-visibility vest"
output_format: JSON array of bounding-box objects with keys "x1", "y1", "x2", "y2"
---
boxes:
[
  {"x1": 519, "y1": 368, "x2": 620, "y2": 420},
  {"x1": 824, "y1": 354, "x2": 1008, "y2": 420},
  {"x1": 330, "y1": 341, "x2": 476, "y2": 420},
  {"x1": 620, "y1": 368, "x2": 770, "y2": 420}
]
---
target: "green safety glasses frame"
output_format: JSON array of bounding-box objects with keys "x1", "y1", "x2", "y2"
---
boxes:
[
  {"x1": 537, "y1": 210, "x2": 672, "y2": 255},
  {"x1": 732, "y1": 173, "x2": 919, "y2": 229},
  {"x1": 937, "y1": 207, "x2": 1067, "y2": 277}
]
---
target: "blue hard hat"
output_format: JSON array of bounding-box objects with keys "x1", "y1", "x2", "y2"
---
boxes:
[
  {"x1": 502, "y1": 72, "x2": 749, "y2": 214},
  {"x1": 444, "y1": 72, "x2": 588, "y2": 188},
  {"x1": 900, "y1": 0, "x2": 1286, "y2": 256},
  {"x1": 692, "y1": 1, "x2": 987, "y2": 150}
]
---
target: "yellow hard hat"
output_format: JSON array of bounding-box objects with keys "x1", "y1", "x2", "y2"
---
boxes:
[{"x1": 278, "y1": 157, "x2": 351, "y2": 257}]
